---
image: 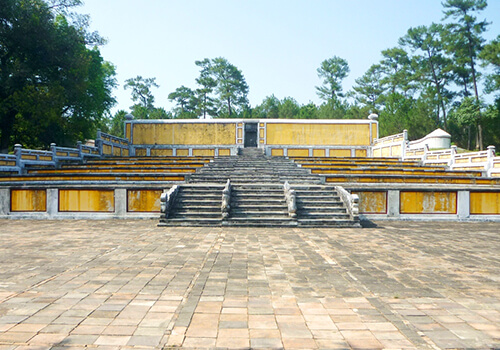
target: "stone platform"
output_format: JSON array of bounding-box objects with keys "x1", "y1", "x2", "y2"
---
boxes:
[{"x1": 0, "y1": 220, "x2": 498, "y2": 349}]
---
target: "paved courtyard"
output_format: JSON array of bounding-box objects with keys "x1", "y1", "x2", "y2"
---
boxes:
[{"x1": 0, "y1": 220, "x2": 498, "y2": 350}]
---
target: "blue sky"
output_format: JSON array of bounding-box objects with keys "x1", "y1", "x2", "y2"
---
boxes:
[{"x1": 79, "y1": 0, "x2": 500, "y2": 114}]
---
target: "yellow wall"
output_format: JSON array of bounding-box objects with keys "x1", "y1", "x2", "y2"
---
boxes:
[
  {"x1": 193, "y1": 149, "x2": 215, "y2": 156},
  {"x1": 176, "y1": 149, "x2": 189, "y2": 156},
  {"x1": 151, "y1": 149, "x2": 173, "y2": 156},
  {"x1": 470, "y1": 192, "x2": 500, "y2": 214},
  {"x1": 271, "y1": 149, "x2": 284, "y2": 156},
  {"x1": 11, "y1": 189, "x2": 46, "y2": 212},
  {"x1": 265, "y1": 123, "x2": 371, "y2": 146},
  {"x1": 218, "y1": 149, "x2": 231, "y2": 156},
  {"x1": 288, "y1": 149, "x2": 309, "y2": 157},
  {"x1": 132, "y1": 123, "x2": 236, "y2": 145},
  {"x1": 59, "y1": 189, "x2": 114, "y2": 212},
  {"x1": 313, "y1": 149, "x2": 326, "y2": 157},
  {"x1": 400, "y1": 191, "x2": 457, "y2": 214},
  {"x1": 330, "y1": 149, "x2": 351, "y2": 157},
  {"x1": 128, "y1": 190, "x2": 162, "y2": 212},
  {"x1": 352, "y1": 191, "x2": 387, "y2": 214},
  {"x1": 356, "y1": 149, "x2": 367, "y2": 157}
]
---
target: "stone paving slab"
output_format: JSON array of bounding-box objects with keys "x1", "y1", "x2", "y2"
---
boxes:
[{"x1": 0, "y1": 219, "x2": 499, "y2": 349}]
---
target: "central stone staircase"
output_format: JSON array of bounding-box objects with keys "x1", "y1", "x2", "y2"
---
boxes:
[{"x1": 159, "y1": 148, "x2": 360, "y2": 227}]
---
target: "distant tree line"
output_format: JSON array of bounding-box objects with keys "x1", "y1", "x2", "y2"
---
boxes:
[{"x1": 1, "y1": 0, "x2": 499, "y2": 151}]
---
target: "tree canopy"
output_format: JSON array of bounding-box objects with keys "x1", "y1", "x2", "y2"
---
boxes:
[{"x1": 0, "y1": 0, "x2": 116, "y2": 152}]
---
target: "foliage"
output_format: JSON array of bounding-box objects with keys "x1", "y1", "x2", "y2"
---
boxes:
[
  {"x1": 0, "y1": 0, "x2": 116, "y2": 151},
  {"x1": 316, "y1": 57, "x2": 350, "y2": 101}
]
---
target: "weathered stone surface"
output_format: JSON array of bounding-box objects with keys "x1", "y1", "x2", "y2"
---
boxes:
[{"x1": 0, "y1": 220, "x2": 498, "y2": 349}]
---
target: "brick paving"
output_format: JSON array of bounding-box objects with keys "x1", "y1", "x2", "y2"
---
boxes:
[{"x1": 0, "y1": 220, "x2": 499, "y2": 349}]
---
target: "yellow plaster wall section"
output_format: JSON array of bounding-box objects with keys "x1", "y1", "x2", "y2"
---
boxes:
[
  {"x1": 265, "y1": 123, "x2": 371, "y2": 146},
  {"x1": 400, "y1": 191, "x2": 457, "y2": 214},
  {"x1": 288, "y1": 149, "x2": 309, "y2": 157},
  {"x1": 11, "y1": 189, "x2": 47, "y2": 212},
  {"x1": 128, "y1": 190, "x2": 162, "y2": 212},
  {"x1": 470, "y1": 192, "x2": 500, "y2": 214},
  {"x1": 59, "y1": 189, "x2": 115, "y2": 212},
  {"x1": 352, "y1": 191, "x2": 387, "y2": 214},
  {"x1": 132, "y1": 123, "x2": 237, "y2": 145}
]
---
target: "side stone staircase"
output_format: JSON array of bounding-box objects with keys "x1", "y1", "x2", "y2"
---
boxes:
[{"x1": 159, "y1": 148, "x2": 360, "y2": 227}]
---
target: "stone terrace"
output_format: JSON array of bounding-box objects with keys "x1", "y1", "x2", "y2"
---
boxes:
[{"x1": 0, "y1": 220, "x2": 499, "y2": 350}]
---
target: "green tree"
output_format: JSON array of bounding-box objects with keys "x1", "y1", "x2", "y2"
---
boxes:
[
  {"x1": 480, "y1": 35, "x2": 500, "y2": 96},
  {"x1": 442, "y1": 0, "x2": 489, "y2": 149},
  {"x1": 252, "y1": 95, "x2": 280, "y2": 119},
  {"x1": 316, "y1": 56, "x2": 350, "y2": 101},
  {"x1": 195, "y1": 59, "x2": 217, "y2": 119},
  {"x1": 400, "y1": 24, "x2": 454, "y2": 130},
  {"x1": 0, "y1": 0, "x2": 116, "y2": 151},
  {"x1": 108, "y1": 110, "x2": 127, "y2": 138},
  {"x1": 278, "y1": 97, "x2": 300, "y2": 119},
  {"x1": 124, "y1": 76, "x2": 159, "y2": 114},
  {"x1": 379, "y1": 47, "x2": 416, "y2": 96},
  {"x1": 168, "y1": 86, "x2": 198, "y2": 118},
  {"x1": 209, "y1": 57, "x2": 249, "y2": 117},
  {"x1": 351, "y1": 64, "x2": 385, "y2": 113}
]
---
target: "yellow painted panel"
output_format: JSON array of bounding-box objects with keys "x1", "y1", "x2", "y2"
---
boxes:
[
  {"x1": 39, "y1": 156, "x2": 53, "y2": 161},
  {"x1": 128, "y1": 190, "x2": 162, "y2": 212},
  {"x1": 330, "y1": 149, "x2": 351, "y2": 157},
  {"x1": 151, "y1": 149, "x2": 173, "y2": 156},
  {"x1": 381, "y1": 147, "x2": 390, "y2": 157},
  {"x1": 472, "y1": 157, "x2": 487, "y2": 163},
  {"x1": 59, "y1": 190, "x2": 114, "y2": 212},
  {"x1": 352, "y1": 191, "x2": 386, "y2": 214},
  {"x1": 265, "y1": 123, "x2": 370, "y2": 146},
  {"x1": 470, "y1": 192, "x2": 500, "y2": 214},
  {"x1": 113, "y1": 147, "x2": 121, "y2": 156},
  {"x1": 391, "y1": 145, "x2": 402, "y2": 156},
  {"x1": 313, "y1": 149, "x2": 325, "y2": 157},
  {"x1": 133, "y1": 123, "x2": 237, "y2": 145},
  {"x1": 135, "y1": 149, "x2": 147, "y2": 156},
  {"x1": 103, "y1": 145, "x2": 112, "y2": 155},
  {"x1": 237, "y1": 129, "x2": 242, "y2": 139},
  {"x1": 11, "y1": 190, "x2": 46, "y2": 212},
  {"x1": 192, "y1": 149, "x2": 215, "y2": 156},
  {"x1": 126, "y1": 123, "x2": 131, "y2": 140},
  {"x1": 56, "y1": 152, "x2": 67, "y2": 156},
  {"x1": 356, "y1": 149, "x2": 367, "y2": 157},
  {"x1": 288, "y1": 149, "x2": 309, "y2": 157},
  {"x1": 22, "y1": 155, "x2": 37, "y2": 160},
  {"x1": 259, "y1": 129, "x2": 265, "y2": 138},
  {"x1": 176, "y1": 149, "x2": 189, "y2": 156},
  {"x1": 371, "y1": 123, "x2": 378, "y2": 141},
  {"x1": 400, "y1": 191, "x2": 457, "y2": 214},
  {"x1": 494, "y1": 162, "x2": 500, "y2": 168},
  {"x1": 271, "y1": 149, "x2": 284, "y2": 156},
  {"x1": 218, "y1": 149, "x2": 231, "y2": 156},
  {"x1": 456, "y1": 158, "x2": 468, "y2": 163},
  {"x1": 123, "y1": 149, "x2": 129, "y2": 156},
  {"x1": 373, "y1": 149, "x2": 381, "y2": 157},
  {"x1": 0, "y1": 161, "x2": 16, "y2": 166}
]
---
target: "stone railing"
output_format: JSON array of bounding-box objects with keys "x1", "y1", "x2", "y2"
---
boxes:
[
  {"x1": 0, "y1": 153, "x2": 20, "y2": 173},
  {"x1": 401, "y1": 144, "x2": 497, "y2": 175},
  {"x1": 160, "y1": 185, "x2": 179, "y2": 221},
  {"x1": 283, "y1": 181, "x2": 297, "y2": 218},
  {"x1": 335, "y1": 186, "x2": 359, "y2": 221},
  {"x1": 372, "y1": 131, "x2": 406, "y2": 158},
  {"x1": 96, "y1": 130, "x2": 130, "y2": 157},
  {"x1": 221, "y1": 179, "x2": 231, "y2": 220}
]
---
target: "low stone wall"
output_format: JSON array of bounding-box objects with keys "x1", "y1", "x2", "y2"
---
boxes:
[
  {"x1": 345, "y1": 184, "x2": 500, "y2": 221},
  {"x1": 0, "y1": 184, "x2": 178, "y2": 219}
]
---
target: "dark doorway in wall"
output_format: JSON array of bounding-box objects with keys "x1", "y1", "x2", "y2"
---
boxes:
[{"x1": 244, "y1": 123, "x2": 258, "y2": 147}]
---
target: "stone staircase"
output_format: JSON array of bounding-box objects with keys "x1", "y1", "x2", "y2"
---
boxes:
[{"x1": 159, "y1": 148, "x2": 360, "y2": 227}]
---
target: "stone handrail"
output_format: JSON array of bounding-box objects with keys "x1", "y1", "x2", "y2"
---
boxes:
[
  {"x1": 283, "y1": 181, "x2": 297, "y2": 218},
  {"x1": 96, "y1": 130, "x2": 130, "y2": 157},
  {"x1": 335, "y1": 186, "x2": 359, "y2": 221},
  {"x1": 221, "y1": 179, "x2": 231, "y2": 220},
  {"x1": 160, "y1": 185, "x2": 179, "y2": 220},
  {"x1": 373, "y1": 131, "x2": 405, "y2": 146}
]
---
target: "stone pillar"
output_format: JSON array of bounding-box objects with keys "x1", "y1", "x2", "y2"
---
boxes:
[
  {"x1": 115, "y1": 188, "x2": 127, "y2": 217},
  {"x1": 387, "y1": 190, "x2": 400, "y2": 217},
  {"x1": 457, "y1": 191, "x2": 470, "y2": 220},
  {"x1": 0, "y1": 188, "x2": 10, "y2": 216},
  {"x1": 46, "y1": 188, "x2": 59, "y2": 217}
]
